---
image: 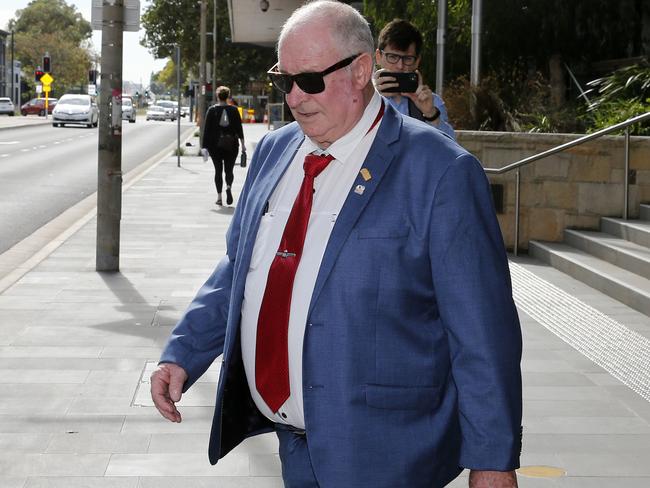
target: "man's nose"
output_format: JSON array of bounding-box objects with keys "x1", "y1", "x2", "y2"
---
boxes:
[{"x1": 285, "y1": 83, "x2": 309, "y2": 107}]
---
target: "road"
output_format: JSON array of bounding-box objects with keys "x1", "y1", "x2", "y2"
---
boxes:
[{"x1": 0, "y1": 119, "x2": 195, "y2": 254}]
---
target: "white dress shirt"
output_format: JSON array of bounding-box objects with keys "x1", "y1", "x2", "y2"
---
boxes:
[{"x1": 240, "y1": 93, "x2": 383, "y2": 428}]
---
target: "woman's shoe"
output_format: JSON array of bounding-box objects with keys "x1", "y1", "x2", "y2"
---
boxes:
[
  {"x1": 226, "y1": 187, "x2": 233, "y2": 205},
  {"x1": 216, "y1": 193, "x2": 223, "y2": 206}
]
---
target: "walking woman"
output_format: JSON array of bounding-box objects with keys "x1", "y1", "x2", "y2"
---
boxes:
[{"x1": 202, "y1": 86, "x2": 245, "y2": 206}]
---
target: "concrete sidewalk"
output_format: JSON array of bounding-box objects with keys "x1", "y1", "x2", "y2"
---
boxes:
[{"x1": 0, "y1": 122, "x2": 648, "y2": 487}]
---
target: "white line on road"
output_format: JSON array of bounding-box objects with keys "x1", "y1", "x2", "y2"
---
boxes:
[
  {"x1": 0, "y1": 141, "x2": 19, "y2": 145},
  {"x1": 38, "y1": 145, "x2": 46, "y2": 148},
  {"x1": 20, "y1": 148, "x2": 29, "y2": 152},
  {"x1": 1, "y1": 154, "x2": 8, "y2": 157}
]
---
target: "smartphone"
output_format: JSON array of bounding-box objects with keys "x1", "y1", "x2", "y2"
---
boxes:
[{"x1": 379, "y1": 71, "x2": 419, "y2": 93}]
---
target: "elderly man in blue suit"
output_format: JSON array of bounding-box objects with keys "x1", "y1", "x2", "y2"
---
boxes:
[{"x1": 151, "y1": 1, "x2": 522, "y2": 487}]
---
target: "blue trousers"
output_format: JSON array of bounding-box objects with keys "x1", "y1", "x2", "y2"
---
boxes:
[{"x1": 276, "y1": 428, "x2": 320, "y2": 488}]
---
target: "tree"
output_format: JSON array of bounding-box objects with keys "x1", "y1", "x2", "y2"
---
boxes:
[
  {"x1": 9, "y1": 0, "x2": 94, "y2": 98},
  {"x1": 141, "y1": 0, "x2": 273, "y2": 93}
]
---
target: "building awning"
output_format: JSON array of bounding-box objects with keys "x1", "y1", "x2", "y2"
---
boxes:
[{"x1": 227, "y1": 0, "x2": 301, "y2": 47}]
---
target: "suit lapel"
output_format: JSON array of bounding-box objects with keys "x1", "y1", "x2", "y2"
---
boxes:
[{"x1": 309, "y1": 105, "x2": 402, "y2": 312}]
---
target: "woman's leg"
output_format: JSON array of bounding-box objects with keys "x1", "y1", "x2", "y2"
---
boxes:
[
  {"x1": 223, "y1": 151, "x2": 237, "y2": 205},
  {"x1": 209, "y1": 150, "x2": 224, "y2": 204}
]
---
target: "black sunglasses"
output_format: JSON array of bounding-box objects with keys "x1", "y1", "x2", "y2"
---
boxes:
[{"x1": 267, "y1": 53, "x2": 361, "y2": 94}]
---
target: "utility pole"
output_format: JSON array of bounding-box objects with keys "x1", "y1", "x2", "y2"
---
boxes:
[
  {"x1": 198, "y1": 0, "x2": 207, "y2": 144},
  {"x1": 212, "y1": 0, "x2": 217, "y2": 105},
  {"x1": 435, "y1": 1, "x2": 447, "y2": 97},
  {"x1": 470, "y1": 0, "x2": 482, "y2": 88},
  {"x1": 176, "y1": 45, "x2": 181, "y2": 168},
  {"x1": 96, "y1": 0, "x2": 124, "y2": 272},
  {"x1": 10, "y1": 30, "x2": 15, "y2": 106}
]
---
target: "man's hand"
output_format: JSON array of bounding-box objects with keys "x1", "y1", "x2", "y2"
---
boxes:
[
  {"x1": 402, "y1": 71, "x2": 436, "y2": 120},
  {"x1": 151, "y1": 363, "x2": 188, "y2": 423},
  {"x1": 469, "y1": 470, "x2": 518, "y2": 488},
  {"x1": 372, "y1": 68, "x2": 400, "y2": 96}
]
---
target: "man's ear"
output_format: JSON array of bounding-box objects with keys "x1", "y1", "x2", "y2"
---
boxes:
[{"x1": 351, "y1": 52, "x2": 374, "y2": 89}]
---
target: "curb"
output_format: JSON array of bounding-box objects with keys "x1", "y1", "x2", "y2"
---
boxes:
[{"x1": 0, "y1": 125, "x2": 197, "y2": 294}]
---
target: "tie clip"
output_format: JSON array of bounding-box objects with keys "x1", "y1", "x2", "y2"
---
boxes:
[
  {"x1": 276, "y1": 250, "x2": 296, "y2": 258},
  {"x1": 360, "y1": 168, "x2": 372, "y2": 181}
]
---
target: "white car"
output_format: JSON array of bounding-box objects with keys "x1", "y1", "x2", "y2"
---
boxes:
[
  {"x1": 146, "y1": 105, "x2": 167, "y2": 121},
  {"x1": 121, "y1": 97, "x2": 136, "y2": 123},
  {"x1": 52, "y1": 94, "x2": 99, "y2": 128},
  {"x1": 156, "y1": 100, "x2": 178, "y2": 121},
  {"x1": 0, "y1": 97, "x2": 15, "y2": 116}
]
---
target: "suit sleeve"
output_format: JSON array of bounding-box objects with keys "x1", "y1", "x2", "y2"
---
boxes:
[
  {"x1": 428, "y1": 154, "x2": 522, "y2": 470},
  {"x1": 159, "y1": 132, "x2": 269, "y2": 389}
]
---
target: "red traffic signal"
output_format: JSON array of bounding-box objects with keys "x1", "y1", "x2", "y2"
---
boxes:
[
  {"x1": 43, "y1": 55, "x2": 51, "y2": 74},
  {"x1": 35, "y1": 69, "x2": 44, "y2": 82}
]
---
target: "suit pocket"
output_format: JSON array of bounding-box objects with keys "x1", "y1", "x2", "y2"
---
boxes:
[{"x1": 365, "y1": 384, "x2": 441, "y2": 411}]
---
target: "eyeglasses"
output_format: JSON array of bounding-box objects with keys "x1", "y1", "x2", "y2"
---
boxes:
[
  {"x1": 380, "y1": 50, "x2": 418, "y2": 67},
  {"x1": 267, "y1": 54, "x2": 361, "y2": 94}
]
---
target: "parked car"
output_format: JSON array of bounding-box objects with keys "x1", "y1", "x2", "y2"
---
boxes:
[
  {"x1": 180, "y1": 106, "x2": 190, "y2": 118},
  {"x1": 21, "y1": 97, "x2": 57, "y2": 116},
  {"x1": 0, "y1": 97, "x2": 15, "y2": 116},
  {"x1": 156, "y1": 100, "x2": 178, "y2": 121},
  {"x1": 121, "y1": 96, "x2": 136, "y2": 123},
  {"x1": 52, "y1": 94, "x2": 99, "y2": 128},
  {"x1": 146, "y1": 105, "x2": 167, "y2": 121}
]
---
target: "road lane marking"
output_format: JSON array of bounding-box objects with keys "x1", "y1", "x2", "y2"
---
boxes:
[
  {"x1": 1, "y1": 154, "x2": 8, "y2": 157},
  {"x1": 0, "y1": 141, "x2": 19, "y2": 145}
]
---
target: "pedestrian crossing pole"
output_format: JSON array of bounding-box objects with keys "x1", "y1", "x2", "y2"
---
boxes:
[{"x1": 96, "y1": 0, "x2": 124, "y2": 272}]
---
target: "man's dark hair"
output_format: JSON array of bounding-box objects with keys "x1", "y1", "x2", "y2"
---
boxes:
[{"x1": 377, "y1": 19, "x2": 423, "y2": 56}]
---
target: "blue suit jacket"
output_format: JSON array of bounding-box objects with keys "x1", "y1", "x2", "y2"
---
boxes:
[{"x1": 160, "y1": 104, "x2": 522, "y2": 488}]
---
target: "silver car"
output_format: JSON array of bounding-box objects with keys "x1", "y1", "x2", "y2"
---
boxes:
[
  {"x1": 0, "y1": 97, "x2": 15, "y2": 116},
  {"x1": 122, "y1": 97, "x2": 136, "y2": 123},
  {"x1": 156, "y1": 100, "x2": 178, "y2": 121},
  {"x1": 52, "y1": 94, "x2": 99, "y2": 128},
  {"x1": 146, "y1": 105, "x2": 167, "y2": 121}
]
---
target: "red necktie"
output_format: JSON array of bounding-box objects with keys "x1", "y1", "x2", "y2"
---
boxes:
[{"x1": 255, "y1": 153, "x2": 335, "y2": 413}]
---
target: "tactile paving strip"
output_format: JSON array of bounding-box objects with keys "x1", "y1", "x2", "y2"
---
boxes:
[{"x1": 510, "y1": 262, "x2": 650, "y2": 402}]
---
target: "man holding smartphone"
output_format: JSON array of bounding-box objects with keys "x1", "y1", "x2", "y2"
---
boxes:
[{"x1": 373, "y1": 18, "x2": 456, "y2": 139}]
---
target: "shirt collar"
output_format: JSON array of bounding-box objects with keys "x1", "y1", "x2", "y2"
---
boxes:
[{"x1": 303, "y1": 92, "x2": 382, "y2": 164}]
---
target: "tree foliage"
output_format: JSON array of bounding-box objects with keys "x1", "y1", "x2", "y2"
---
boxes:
[
  {"x1": 141, "y1": 0, "x2": 273, "y2": 93},
  {"x1": 9, "y1": 0, "x2": 93, "y2": 99}
]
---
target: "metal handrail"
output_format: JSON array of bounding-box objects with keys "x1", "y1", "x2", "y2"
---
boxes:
[{"x1": 483, "y1": 111, "x2": 650, "y2": 255}]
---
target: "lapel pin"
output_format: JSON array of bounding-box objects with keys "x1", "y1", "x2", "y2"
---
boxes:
[
  {"x1": 354, "y1": 184, "x2": 365, "y2": 195},
  {"x1": 360, "y1": 168, "x2": 372, "y2": 181}
]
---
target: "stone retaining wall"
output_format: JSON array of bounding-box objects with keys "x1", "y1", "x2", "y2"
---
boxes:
[{"x1": 456, "y1": 130, "x2": 650, "y2": 251}]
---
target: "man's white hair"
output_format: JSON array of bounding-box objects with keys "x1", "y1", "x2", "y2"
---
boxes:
[{"x1": 277, "y1": 1, "x2": 374, "y2": 59}]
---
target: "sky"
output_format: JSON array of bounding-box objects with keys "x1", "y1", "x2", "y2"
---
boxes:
[{"x1": 0, "y1": 0, "x2": 167, "y2": 85}]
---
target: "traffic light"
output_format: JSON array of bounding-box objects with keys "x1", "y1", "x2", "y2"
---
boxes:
[
  {"x1": 34, "y1": 68, "x2": 44, "y2": 82},
  {"x1": 43, "y1": 54, "x2": 51, "y2": 74},
  {"x1": 88, "y1": 69, "x2": 97, "y2": 83}
]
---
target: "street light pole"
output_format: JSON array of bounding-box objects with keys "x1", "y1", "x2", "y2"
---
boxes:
[
  {"x1": 198, "y1": 0, "x2": 207, "y2": 145},
  {"x1": 96, "y1": 0, "x2": 124, "y2": 272},
  {"x1": 10, "y1": 30, "x2": 15, "y2": 106},
  {"x1": 176, "y1": 45, "x2": 181, "y2": 168},
  {"x1": 212, "y1": 0, "x2": 217, "y2": 104},
  {"x1": 435, "y1": 1, "x2": 447, "y2": 97}
]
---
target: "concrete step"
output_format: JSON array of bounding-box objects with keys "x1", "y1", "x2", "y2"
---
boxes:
[
  {"x1": 564, "y1": 229, "x2": 650, "y2": 280},
  {"x1": 601, "y1": 217, "x2": 650, "y2": 247},
  {"x1": 641, "y1": 204, "x2": 650, "y2": 222},
  {"x1": 529, "y1": 240, "x2": 650, "y2": 316}
]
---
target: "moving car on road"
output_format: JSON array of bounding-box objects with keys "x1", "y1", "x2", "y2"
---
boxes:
[
  {"x1": 0, "y1": 97, "x2": 16, "y2": 116},
  {"x1": 21, "y1": 98, "x2": 57, "y2": 116},
  {"x1": 52, "y1": 94, "x2": 99, "y2": 128},
  {"x1": 122, "y1": 96, "x2": 136, "y2": 123},
  {"x1": 146, "y1": 105, "x2": 167, "y2": 121},
  {"x1": 156, "y1": 100, "x2": 178, "y2": 121}
]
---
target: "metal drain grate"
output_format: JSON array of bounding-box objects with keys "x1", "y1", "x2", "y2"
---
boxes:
[{"x1": 510, "y1": 262, "x2": 650, "y2": 402}]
